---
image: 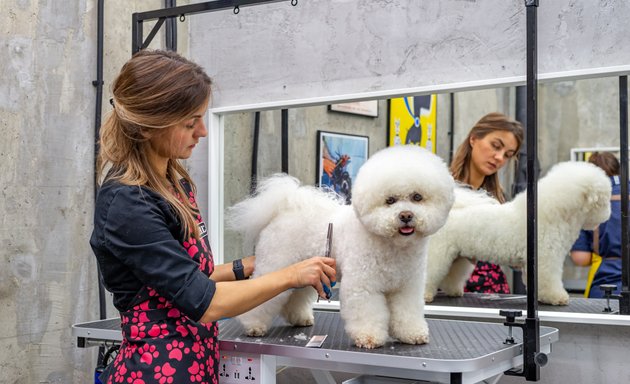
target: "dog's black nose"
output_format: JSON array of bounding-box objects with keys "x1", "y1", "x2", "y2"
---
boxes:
[{"x1": 399, "y1": 211, "x2": 413, "y2": 223}]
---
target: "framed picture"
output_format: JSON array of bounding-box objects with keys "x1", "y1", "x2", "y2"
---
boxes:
[
  {"x1": 387, "y1": 95, "x2": 437, "y2": 152},
  {"x1": 329, "y1": 100, "x2": 379, "y2": 117},
  {"x1": 317, "y1": 131, "x2": 369, "y2": 204}
]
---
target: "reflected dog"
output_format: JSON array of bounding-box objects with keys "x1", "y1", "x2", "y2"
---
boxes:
[{"x1": 424, "y1": 161, "x2": 611, "y2": 305}]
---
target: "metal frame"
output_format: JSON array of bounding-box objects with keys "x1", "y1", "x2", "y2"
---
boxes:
[
  {"x1": 72, "y1": 314, "x2": 559, "y2": 384},
  {"x1": 521, "y1": 1, "x2": 541, "y2": 380},
  {"x1": 131, "y1": 0, "x2": 289, "y2": 54},
  {"x1": 126, "y1": 0, "x2": 630, "y2": 381}
]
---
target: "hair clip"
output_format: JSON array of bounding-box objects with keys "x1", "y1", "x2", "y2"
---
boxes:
[{"x1": 109, "y1": 98, "x2": 114, "y2": 107}]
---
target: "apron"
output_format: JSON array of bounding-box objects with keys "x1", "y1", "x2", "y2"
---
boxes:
[{"x1": 101, "y1": 182, "x2": 218, "y2": 384}]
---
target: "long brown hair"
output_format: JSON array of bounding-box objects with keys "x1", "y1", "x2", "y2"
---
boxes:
[
  {"x1": 450, "y1": 112, "x2": 524, "y2": 202},
  {"x1": 588, "y1": 152, "x2": 619, "y2": 177},
  {"x1": 97, "y1": 49, "x2": 212, "y2": 238}
]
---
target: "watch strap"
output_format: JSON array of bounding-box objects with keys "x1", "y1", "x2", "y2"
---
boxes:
[{"x1": 232, "y1": 258, "x2": 246, "y2": 280}]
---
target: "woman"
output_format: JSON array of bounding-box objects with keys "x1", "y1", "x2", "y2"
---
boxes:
[
  {"x1": 571, "y1": 152, "x2": 623, "y2": 298},
  {"x1": 90, "y1": 49, "x2": 336, "y2": 384},
  {"x1": 450, "y1": 112, "x2": 524, "y2": 294}
]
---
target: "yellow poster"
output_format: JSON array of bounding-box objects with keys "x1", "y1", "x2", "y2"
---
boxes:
[{"x1": 388, "y1": 95, "x2": 437, "y2": 153}]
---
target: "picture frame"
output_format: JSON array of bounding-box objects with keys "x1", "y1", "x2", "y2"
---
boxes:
[
  {"x1": 387, "y1": 95, "x2": 437, "y2": 152},
  {"x1": 316, "y1": 131, "x2": 369, "y2": 204},
  {"x1": 328, "y1": 100, "x2": 379, "y2": 117}
]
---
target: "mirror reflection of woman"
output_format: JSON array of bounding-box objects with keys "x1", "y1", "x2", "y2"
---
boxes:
[{"x1": 450, "y1": 112, "x2": 524, "y2": 294}]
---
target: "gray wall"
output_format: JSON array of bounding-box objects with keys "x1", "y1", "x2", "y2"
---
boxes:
[{"x1": 0, "y1": 1, "x2": 191, "y2": 382}]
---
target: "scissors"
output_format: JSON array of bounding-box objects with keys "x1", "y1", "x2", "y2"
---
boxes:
[{"x1": 318, "y1": 223, "x2": 335, "y2": 302}]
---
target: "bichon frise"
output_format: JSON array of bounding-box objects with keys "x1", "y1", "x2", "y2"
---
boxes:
[
  {"x1": 227, "y1": 145, "x2": 455, "y2": 348},
  {"x1": 424, "y1": 161, "x2": 611, "y2": 305}
]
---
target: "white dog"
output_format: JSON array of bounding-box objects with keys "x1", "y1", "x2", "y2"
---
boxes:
[
  {"x1": 227, "y1": 145, "x2": 455, "y2": 349},
  {"x1": 424, "y1": 161, "x2": 612, "y2": 305}
]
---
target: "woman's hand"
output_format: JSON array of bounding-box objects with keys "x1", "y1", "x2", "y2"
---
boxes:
[
  {"x1": 287, "y1": 257, "x2": 337, "y2": 299},
  {"x1": 201, "y1": 256, "x2": 337, "y2": 323},
  {"x1": 242, "y1": 255, "x2": 256, "y2": 278}
]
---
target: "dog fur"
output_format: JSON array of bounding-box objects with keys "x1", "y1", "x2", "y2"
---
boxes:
[
  {"x1": 424, "y1": 161, "x2": 612, "y2": 305},
  {"x1": 227, "y1": 145, "x2": 455, "y2": 348}
]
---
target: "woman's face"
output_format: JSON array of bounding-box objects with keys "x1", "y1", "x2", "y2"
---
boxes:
[
  {"x1": 469, "y1": 130, "x2": 518, "y2": 176},
  {"x1": 150, "y1": 102, "x2": 209, "y2": 161}
]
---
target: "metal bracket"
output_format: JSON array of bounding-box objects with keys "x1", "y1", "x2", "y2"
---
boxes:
[
  {"x1": 132, "y1": 0, "x2": 290, "y2": 54},
  {"x1": 501, "y1": 310, "x2": 548, "y2": 379}
]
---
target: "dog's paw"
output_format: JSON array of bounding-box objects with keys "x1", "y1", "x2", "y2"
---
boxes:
[
  {"x1": 245, "y1": 325, "x2": 268, "y2": 337},
  {"x1": 353, "y1": 334, "x2": 386, "y2": 349},
  {"x1": 539, "y1": 290, "x2": 570, "y2": 306},
  {"x1": 424, "y1": 292, "x2": 435, "y2": 303},
  {"x1": 286, "y1": 313, "x2": 314, "y2": 327},
  {"x1": 391, "y1": 321, "x2": 430, "y2": 345},
  {"x1": 397, "y1": 332, "x2": 429, "y2": 345},
  {"x1": 442, "y1": 287, "x2": 464, "y2": 297}
]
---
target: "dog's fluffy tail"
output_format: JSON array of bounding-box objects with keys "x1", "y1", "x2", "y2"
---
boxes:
[{"x1": 226, "y1": 173, "x2": 343, "y2": 252}]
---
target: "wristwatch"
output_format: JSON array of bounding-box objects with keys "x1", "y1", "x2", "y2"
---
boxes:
[{"x1": 232, "y1": 258, "x2": 246, "y2": 280}]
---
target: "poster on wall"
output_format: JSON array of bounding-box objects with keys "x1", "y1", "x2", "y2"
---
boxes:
[
  {"x1": 317, "y1": 131, "x2": 369, "y2": 204},
  {"x1": 387, "y1": 95, "x2": 437, "y2": 153},
  {"x1": 329, "y1": 101, "x2": 379, "y2": 117}
]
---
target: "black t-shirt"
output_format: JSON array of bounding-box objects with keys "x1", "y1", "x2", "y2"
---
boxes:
[{"x1": 90, "y1": 180, "x2": 216, "y2": 322}]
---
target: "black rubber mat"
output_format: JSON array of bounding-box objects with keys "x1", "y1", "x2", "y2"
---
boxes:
[{"x1": 219, "y1": 310, "x2": 555, "y2": 361}]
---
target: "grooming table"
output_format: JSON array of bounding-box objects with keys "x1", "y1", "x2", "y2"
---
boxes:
[{"x1": 73, "y1": 311, "x2": 558, "y2": 384}]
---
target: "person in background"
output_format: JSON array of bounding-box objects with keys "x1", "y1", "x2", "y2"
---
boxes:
[
  {"x1": 90, "y1": 49, "x2": 336, "y2": 384},
  {"x1": 570, "y1": 151, "x2": 623, "y2": 298},
  {"x1": 450, "y1": 112, "x2": 524, "y2": 294}
]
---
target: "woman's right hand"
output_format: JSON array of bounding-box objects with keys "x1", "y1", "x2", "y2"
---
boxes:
[{"x1": 288, "y1": 257, "x2": 337, "y2": 299}]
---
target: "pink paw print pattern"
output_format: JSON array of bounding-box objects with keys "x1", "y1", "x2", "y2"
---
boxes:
[
  {"x1": 147, "y1": 323, "x2": 169, "y2": 339},
  {"x1": 184, "y1": 237, "x2": 199, "y2": 258},
  {"x1": 138, "y1": 344, "x2": 160, "y2": 365},
  {"x1": 191, "y1": 341, "x2": 207, "y2": 360},
  {"x1": 188, "y1": 191, "x2": 197, "y2": 207},
  {"x1": 166, "y1": 340, "x2": 185, "y2": 361},
  {"x1": 113, "y1": 362, "x2": 128, "y2": 383},
  {"x1": 126, "y1": 370, "x2": 145, "y2": 384},
  {"x1": 153, "y1": 362, "x2": 176, "y2": 384},
  {"x1": 187, "y1": 360, "x2": 206, "y2": 382},
  {"x1": 129, "y1": 324, "x2": 147, "y2": 341}
]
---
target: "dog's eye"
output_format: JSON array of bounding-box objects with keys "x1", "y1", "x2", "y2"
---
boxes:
[
  {"x1": 385, "y1": 197, "x2": 397, "y2": 205},
  {"x1": 412, "y1": 193, "x2": 423, "y2": 202}
]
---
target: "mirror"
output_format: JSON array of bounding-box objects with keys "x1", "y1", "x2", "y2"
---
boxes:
[{"x1": 221, "y1": 74, "x2": 625, "y2": 316}]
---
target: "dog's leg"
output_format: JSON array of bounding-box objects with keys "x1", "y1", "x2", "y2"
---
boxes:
[
  {"x1": 281, "y1": 287, "x2": 316, "y2": 327},
  {"x1": 387, "y1": 283, "x2": 429, "y2": 345},
  {"x1": 237, "y1": 291, "x2": 292, "y2": 336},
  {"x1": 439, "y1": 257, "x2": 475, "y2": 297},
  {"x1": 532, "y1": 249, "x2": 570, "y2": 305},
  {"x1": 340, "y1": 289, "x2": 389, "y2": 349},
  {"x1": 425, "y1": 238, "x2": 460, "y2": 302}
]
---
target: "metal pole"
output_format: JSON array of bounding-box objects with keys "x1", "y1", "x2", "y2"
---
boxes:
[
  {"x1": 524, "y1": 0, "x2": 540, "y2": 380},
  {"x1": 620, "y1": 76, "x2": 630, "y2": 315},
  {"x1": 281, "y1": 109, "x2": 289, "y2": 173}
]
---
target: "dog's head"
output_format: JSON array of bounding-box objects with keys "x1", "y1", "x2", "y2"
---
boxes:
[
  {"x1": 540, "y1": 161, "x2": 612, "y2": 230},
  {"x1": 351, "y1": 146, "x2": 455, "y2": 245}
]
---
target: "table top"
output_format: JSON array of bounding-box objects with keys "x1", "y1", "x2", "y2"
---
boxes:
[{"x1": 73, "y1": 310, "x2": 558, "y2": 374}]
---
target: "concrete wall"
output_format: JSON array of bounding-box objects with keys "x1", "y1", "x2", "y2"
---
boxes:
[
  {"x1": 0, "y1": 1, "x2": 191, "y2": 382},
  {"x1": 0, "y1": 0, "x2": 627, "y2": 383}
]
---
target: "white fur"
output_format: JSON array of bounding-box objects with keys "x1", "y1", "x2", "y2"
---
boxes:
[
  {"x1": 227, "y1": 145, "x2": 455, "y2": 348},
  {"x1": 425, "y1": 161, "x2": 612, "y2": 305}
]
